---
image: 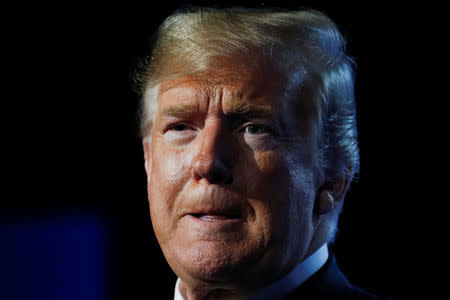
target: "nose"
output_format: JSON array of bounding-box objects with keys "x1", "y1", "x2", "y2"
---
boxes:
[{"x1": 192, "y1": 119, "x2": 233, "y2": 185}]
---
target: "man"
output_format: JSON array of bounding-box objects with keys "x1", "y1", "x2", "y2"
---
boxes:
[{"x1": 138, "y1": 6, "x2": 391, "y2": 300}]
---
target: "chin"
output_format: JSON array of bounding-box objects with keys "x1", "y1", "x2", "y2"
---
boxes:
[{"x1": 168, "y1": 240, "x2": 261, "y2": 283}]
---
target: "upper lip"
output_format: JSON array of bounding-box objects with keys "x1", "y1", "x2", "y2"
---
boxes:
[{"x1": 179, "y1": 187, "x2": 248, "y2": 219}]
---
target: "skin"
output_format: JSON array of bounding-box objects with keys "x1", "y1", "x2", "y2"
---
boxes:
[{"x1": 143, "y1": 58, "x2": 349, "y2": 300}]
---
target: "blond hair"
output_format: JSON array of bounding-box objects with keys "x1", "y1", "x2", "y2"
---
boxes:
[{"x1": 136, "y1": 6, "x2": 359, "y2": 183}]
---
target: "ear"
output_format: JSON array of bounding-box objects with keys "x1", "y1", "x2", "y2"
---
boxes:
[
  {"x1": 315, "y1": 168, "x2": 352, "y2": 215},
  {"x1": 142, "y1": 138, "x2": 152, "y2": 183}
]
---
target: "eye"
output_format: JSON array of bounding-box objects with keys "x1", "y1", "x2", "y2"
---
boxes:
[
  {"x1": 244, "y1": 124, "x2": 271, "y2": 135},
  {"x1": 170, "y1": 124, "x2": 190, "y2": 131},
  {"x1": 163, "y1": 122, "x2": 197, "y2": 145}
]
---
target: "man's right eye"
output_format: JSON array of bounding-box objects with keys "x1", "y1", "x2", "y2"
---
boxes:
[{"x1": 163, "y1": 123, "x2": 196, "y2": 144}]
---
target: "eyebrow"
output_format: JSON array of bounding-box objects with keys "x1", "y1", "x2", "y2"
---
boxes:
[
  {"x1": 160, "y1": 100, "x2": 274, "y2": 121},
  {"x1": 226, "y1": 103, "x2": 274, "y2": 121},
  {"x1": 160, "y1": 103, "x2": 202, "y2": 118}
]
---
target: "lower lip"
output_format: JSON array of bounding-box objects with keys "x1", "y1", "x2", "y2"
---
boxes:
[{"x1": 185, "y1": 214, "x2": 243, "y2": 226}]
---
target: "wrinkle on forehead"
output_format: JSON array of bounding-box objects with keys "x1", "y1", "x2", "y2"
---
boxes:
[
  {"x1": 157, "y1": 77, "x2": 285, "y2": 121},
  {"x1": 153, "y1": 57, "x2": 314, "y2": 134}
]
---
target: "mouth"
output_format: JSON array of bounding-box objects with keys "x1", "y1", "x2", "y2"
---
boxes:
[
  {"x1": 190, "y1": 213, "x2": 241, "y2": 222},
  {"x1": 185, "y1": 206, "x2": 245, "y2": 223},
  {"x1": 180, "y1": 203, "x2": 247, "y2": 234}
]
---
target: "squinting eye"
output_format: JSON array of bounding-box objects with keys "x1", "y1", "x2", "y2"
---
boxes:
[
  {"x1": 170, "y1": 124, "x2": 189, "y2": 131},
  {"x1": 244, "y1": 124, "x2": 270, "y2": 135}
]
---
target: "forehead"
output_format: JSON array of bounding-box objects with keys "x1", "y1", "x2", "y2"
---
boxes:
[
  {"x1": 156, "y1": 62, "x2": 290, "y2": 114},
  {"x1": 149, "y1": 57, "x2": 319, "y2": 142}
]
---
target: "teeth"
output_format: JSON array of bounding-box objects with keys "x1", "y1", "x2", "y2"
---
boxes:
[{"x1": 198, "y1": 215, "x2": 228, "y2": 221}]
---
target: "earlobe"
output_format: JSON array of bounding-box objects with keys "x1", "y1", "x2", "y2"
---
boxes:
[
  {"x1": 317, "y1": 190, "x2": 335, "y2": 215},
  {"x1": 315, "y1": 170, "x2": 352, "y2": 215}
]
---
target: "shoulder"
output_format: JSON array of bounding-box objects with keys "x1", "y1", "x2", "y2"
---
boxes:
[{"x1": 285, "y1": 255, "x2": 394, "y2": 300}]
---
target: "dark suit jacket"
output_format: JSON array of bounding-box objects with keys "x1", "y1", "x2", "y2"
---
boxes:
[{"x1": 285, "y1": 254, "x2": 393, "y2": 300}]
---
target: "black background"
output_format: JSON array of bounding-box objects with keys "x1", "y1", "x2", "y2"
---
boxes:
[{"x1": 3, "y1": 1, "x2": 432, "y2": 300}]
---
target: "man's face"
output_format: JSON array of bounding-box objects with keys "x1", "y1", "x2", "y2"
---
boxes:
[{"x1": 144, "y1": 59, "x2": 320, "y2": 289}]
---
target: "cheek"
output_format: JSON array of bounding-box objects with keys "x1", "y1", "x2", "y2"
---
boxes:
[
  {"x1": 285, "y1": 153, "x2": 317, "y2": 203},
  {"x1": 152, "y1": 149, "x2": 189, "y2": 187},
  {"x1": 239, "y1": 151, "x2": 289, "y2": 228},
  {"x1": 242, "y1": 150, "x2": 317, "y2": 232},
  {"x1": 282, "y1": 154, "x2": 318, "y2": 243},
  {"x1": 242, "y1": 151, "x2": 286, "y2": 194},
  {"x1": 148, "y1": 147, "x2": 191, "y2": 231}
]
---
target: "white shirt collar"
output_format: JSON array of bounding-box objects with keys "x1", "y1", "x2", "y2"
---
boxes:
[
  {"x1": 173, "y1": 243, "x2": 329, "y2": 300},
  {"x1": 174, "y1": 278, "x2": 184, "y2": 300}
]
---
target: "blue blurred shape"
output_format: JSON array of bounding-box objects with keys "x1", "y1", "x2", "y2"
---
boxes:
[{"x1": 0, "y1": 214, "x2": 108, "y2": 300}]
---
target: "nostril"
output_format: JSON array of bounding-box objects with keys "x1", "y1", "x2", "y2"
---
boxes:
[
  {"x1": 192, "y1": 128, "x2": 233, "y2": 184},
  {"x1": 210, "y1": 168, "x2": 233, "y2": 185},
  {"x1": 193, "y1": 155, "x2": 233, "y2": 185}
]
